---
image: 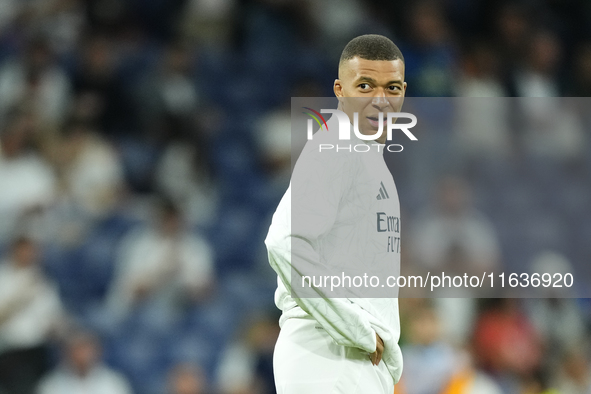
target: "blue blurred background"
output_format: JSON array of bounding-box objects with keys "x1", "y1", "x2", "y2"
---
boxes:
[{"x1": 0, "y1": 1, "x2": 590, "y2": 393}]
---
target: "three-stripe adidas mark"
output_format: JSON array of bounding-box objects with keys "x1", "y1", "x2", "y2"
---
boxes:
[{"x1": 376, "y1": 181, "x2": 390, "y2": 200}]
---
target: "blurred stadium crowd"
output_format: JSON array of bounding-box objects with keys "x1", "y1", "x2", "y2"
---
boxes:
[{"x1": 0, "y1": 0, "x2": 590, "y2": 393}]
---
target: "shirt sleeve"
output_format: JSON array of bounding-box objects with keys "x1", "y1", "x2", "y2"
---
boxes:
[{"x1": 265, "y1": 145, "x2": 377, "y2": 353}]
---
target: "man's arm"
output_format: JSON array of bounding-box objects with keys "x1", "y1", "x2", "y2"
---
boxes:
[
  {"x1": 266, "y1": 146, "x2": 378, "y2": 354},
  {"x1": 266, "y1": 229, "x2": 378, "y2": 354}
]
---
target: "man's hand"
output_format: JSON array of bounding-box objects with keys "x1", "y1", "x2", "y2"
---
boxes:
[{"x1": 369, "y1": 332, "x2": 384, "y2": 365}]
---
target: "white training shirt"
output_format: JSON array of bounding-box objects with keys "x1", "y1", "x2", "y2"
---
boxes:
[{"x1": 265, "y1": 114, "x2": 403, "y2": 384}]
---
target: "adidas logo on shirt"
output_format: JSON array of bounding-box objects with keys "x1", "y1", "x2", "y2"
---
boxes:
[{"x1": 376, "y1": 182, "x2": 390, "y2": 200}]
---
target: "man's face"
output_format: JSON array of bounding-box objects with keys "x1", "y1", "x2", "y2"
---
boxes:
[
  {"x1": 334, "y1": 57, "x2": 406, "y2": 143},
  {"x1": 13, "y1": 240, "x2": 38, "y2": 268},
  {"x1": 68, "y1": 337, "x2": 99, "y2": 375}
]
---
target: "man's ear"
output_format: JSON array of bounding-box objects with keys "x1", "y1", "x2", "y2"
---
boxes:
[
  {"x1": 334, "y1": 79, "x2": 344, "y2": 98},
  {"x1": 403, "y1": 81, "x2": 407, "y2": 94}
]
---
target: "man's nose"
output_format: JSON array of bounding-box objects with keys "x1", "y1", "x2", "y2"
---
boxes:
[{"x1": 372, "y1": 94, "x2": 390, "y2": 111}]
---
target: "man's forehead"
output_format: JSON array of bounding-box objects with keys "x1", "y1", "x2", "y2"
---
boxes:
[{"x1": 339, "y1": 57, "x2": 405, "y2": 80}]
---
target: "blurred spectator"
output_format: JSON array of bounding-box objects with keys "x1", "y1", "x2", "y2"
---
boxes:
[
  {"x1": 553, "y1": 351, "x2": 591, "y2": 394},
  {"x1": 494, "y1": 3, "x2": 532, "y2": 82},
  {"x1": 453, "y1": 42, "x2": 511, "y2": 162},
  {"x1": 216, "y1": 340, "x2": 254, "y2": 394},
  {"x1": 398, "y1": 300, "x2": 502, "y2": 394},
  {"x1": 107, "y1": 198, "x2": 215, "y2": 318},
  {"x1": 529, "y1": 298, "x2": 586, "y2": 350},
  {"x1": 180, "y1": 0, "x2": 237, "y2": 48},
  {"x1": 398, "y1": 302, "x2": 458, "y2": 394},
  {"x1": 135, "y1": 41, "x2": 218, "y2": 224},
  {"x1": 409, "y1": 177, "x2": 500, "y2": 344},
  {"x1": 37, "y1": 330, "x2": 133, "y2": 394},
  {"x1": 53, "y1": 119, "x2": 124, "y2": 219},
  {"x1": 135, "y1": 42, "x2": 201, "y2": 141},
  {"x1": 216, "y1": 313, "x2": 279, "y2": 394},
  {"x1": 514, "y1": 30, "x2": 561, "y2": 98},
  {"x1": 0, "y1": 237, "x2": 65, "y2": 394},
  {"x1": 309, "y1": 0, "x2": 371, "y2": 58},
  {"x1": 456, "y1": 41, "x2": 507, "y2": 97},
  {"x1": 0, "y1": 37, "x2": 71, "y2": 126},
  {"x1": 410, "y1": 176, "x2": 500, "y2": 274},
  {"x1": 519, "y1": 97, "x2": 585, "y2": 163},
  {"x1": 432, "y1": 297, "x2": 480, "y2": 349},
  {"x1": 256, "y1": 80, "x2": 323, "y2": 195},
  {"x1": 402, "y1": 1, "x2": 457, "y2": 96},
  {"x1": 154, "y1": 141, "x2": 217, "y2": 227},
  {"x1": 473, "y1": 299, "x2": 543, "y2": 379},
  {"x1": 255, "y1": 102, "x2": 291, "y2": 193},
  {"x1": 438, "y1": 356, "x2": 504, "y2": 394},
  {"x1": 0, "y1": 113, "x2": 56, "y2": 242},
  {"x1": 71, "y1": 33, "x2": 135, "y2": 135},
  {"x1": 0, "y1": 0, "x2": 85, "y2": 55},
  {"x1": 168, "y1": 363, "x2": 208, "y2": 394},
  {"x1": 517, "y1": 370, "x2": 560, "y2": 394},
  {"x1": 35, "y1": 0, "x2": 86, "y2": 55},
  {"x1": 526, "y1": 252, "x2": 586, "y2": 357}
]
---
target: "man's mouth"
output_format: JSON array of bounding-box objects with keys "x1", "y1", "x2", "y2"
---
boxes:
[{"x1": 367, "y1": 116, "x2": 387, "y2": 128}]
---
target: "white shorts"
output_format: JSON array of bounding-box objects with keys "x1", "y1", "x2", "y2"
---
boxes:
[{"x1": 273, "y1": 317, "x2": 394, "y2": 394}]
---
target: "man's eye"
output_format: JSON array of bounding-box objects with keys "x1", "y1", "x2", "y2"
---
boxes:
[
  {"x1": 389, "y1": 86, "x2": 400, "y2": 91},
  {"x1": 359, "y1": 83, "x2": 370, "y2": 90}
]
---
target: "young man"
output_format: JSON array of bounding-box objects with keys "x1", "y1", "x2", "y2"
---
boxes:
[{"x1": 265, "y1": 34, "x2": 407, "y2": 393}]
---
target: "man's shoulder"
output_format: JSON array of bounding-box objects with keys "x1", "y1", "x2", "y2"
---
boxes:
[
  {"x1": 89, "y1": 366, "x2": 133, "y2": 393},
  {"x1": 295, "y1": 129, "x2": 358, "y2": 175},
  {"x1": 37, "y1": 368, "x2": 71, "y2": 394}
]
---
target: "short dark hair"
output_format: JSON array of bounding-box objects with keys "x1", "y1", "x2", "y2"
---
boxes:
[{"x1": 339, "y1": 34, "x2": 404, "y2": 66}]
